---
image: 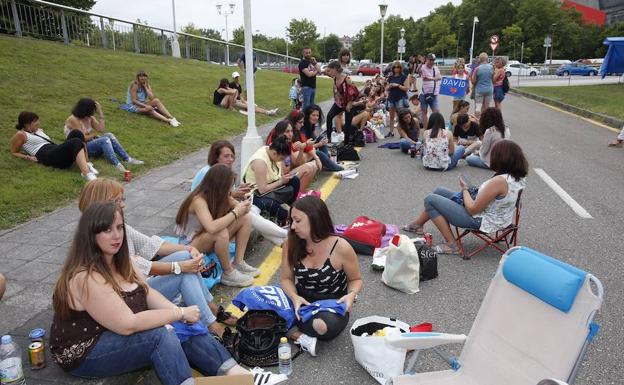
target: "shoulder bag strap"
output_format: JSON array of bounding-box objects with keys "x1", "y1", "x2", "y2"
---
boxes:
[{"x1": 31, "y1": 132, "x2": 56, "y2": 145}]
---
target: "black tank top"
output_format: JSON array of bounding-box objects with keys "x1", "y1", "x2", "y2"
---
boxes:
[{"x1": 294, "y1": 239, "x2": 348, "y2": 301}]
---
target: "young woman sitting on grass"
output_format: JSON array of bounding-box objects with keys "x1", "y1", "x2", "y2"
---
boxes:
[
  {"x1": 176, "y1": 164, "x2": 257, "y2": 288},
  {"x1": 191, "y1": 140, "x2": 288, "y2": 246},
  {"x1": 65, "y1": 98, "x2": 143, "y2": 173},
  {"x1": 121, "y1": 70, "x2": 181, "y2": 127},
  {"x1": 10, "y1": 111, "x2": 97, "y2": 181},
  {"x1": 280, "y1": 196, "x2": 363, "y2": 356},
  {"x1": 78, "y1": 178, "x2": 237, "y2": 337},
  {"x1": 403, "y1": 140, "x2": 527, "y2": 254},
  {"x1": 213, "y1": 78, "x2": 278, "y2": 116},
  {"x1": 50, "y1": 202, "x2": 285, "y2": 385}
]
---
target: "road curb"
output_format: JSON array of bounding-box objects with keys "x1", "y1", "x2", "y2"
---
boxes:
[{"x1": 510, "y1": 88, "x2": 624, "y2": 129}]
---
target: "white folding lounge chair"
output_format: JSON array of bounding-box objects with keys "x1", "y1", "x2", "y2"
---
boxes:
[{"x1": 386, "y1": 246, "x2": 603, "y2": 385}]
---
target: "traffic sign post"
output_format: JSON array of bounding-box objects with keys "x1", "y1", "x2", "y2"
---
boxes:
[{"x1": 489, "y1": 35, "x2": 499, "y2": 57}]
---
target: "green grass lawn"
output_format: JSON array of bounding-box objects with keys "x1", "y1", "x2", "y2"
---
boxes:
[
  {"x1": 520, "y1": 84, "x2": 624, "y2": 121},
  {"x1": 0, "y1": 35, "x2": 332, "y2": 229}
]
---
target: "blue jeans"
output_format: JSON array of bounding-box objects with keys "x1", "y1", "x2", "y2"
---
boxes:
[
  {"x1": 71, "y1": 327, "x2": 237, "y2": 383},
  {"x1": 419, "y1": 93, "x2": 440, "y2": 111},
  {"x1": 424, "y1": 187, "x2": 482, "y2": 229},
  {"x1": 87, "y1": 133, "x2": 129, "y2": 166},
  {"x1": 301, "y1": 87, "x2": 316, "y2": 111},
  {"x1": 316, "y1": 147, "x2": 343, "y2": 171},
  {"x1": 253, "y1": 176, "x2": 300, "y2": 225},
  {"x1": 399, "y1": 138, "x2": 421, "y2": 154},
  {"x1": 148, "y1": 251, "x2": 217, "y2": 326},
  {"x1": 466, "y1": 154, "x2": 489, "y2": 169},
  {"x1": 422, "y1": 146, "x2": 464, "y2": 170}
]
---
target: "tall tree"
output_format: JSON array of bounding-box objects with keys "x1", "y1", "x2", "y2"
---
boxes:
[
  {"x1": 287, "y1": 18, "x2": 320, "y2": 57},
  {"x1": 318, "y1": 33, "x2": 342, "y2": 61},
  {"x1": 425, "y1": 14, "x2": 457, "y2": 60},
  {"x1": 502, "y1": 24, "x2": 523, "y2": 60},
  {"x1": 47, "y1": 0, "x2": 96, "y2": 10}
]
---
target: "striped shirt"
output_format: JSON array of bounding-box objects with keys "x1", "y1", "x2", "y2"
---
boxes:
[{"x1": 21, "y1": 129, "x2": 52, "y2": 156}]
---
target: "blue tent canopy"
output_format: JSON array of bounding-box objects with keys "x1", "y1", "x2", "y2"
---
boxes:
[{"x1": 600, "y1": 37, "x2": 624, "y2": 79}]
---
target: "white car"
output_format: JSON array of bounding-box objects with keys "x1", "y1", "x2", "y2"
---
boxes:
[{"x1": 505, "y1": 62, "x2": 538, "y2": 77}]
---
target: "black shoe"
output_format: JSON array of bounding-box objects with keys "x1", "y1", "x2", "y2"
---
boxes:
[{"x1": 384, "y1": 132, "x2": 394, "y2": 138}]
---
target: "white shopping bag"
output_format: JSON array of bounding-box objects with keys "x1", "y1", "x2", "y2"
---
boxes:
[
  {"x1": 350, "y1": 315, "x2": 410, "y2": 385},
  {"x1": 331, "y1": 131, "x2": 345, "y2": 143},
  {"x1": 381, "y1": 234, "x2": 420, "y2": 294}
]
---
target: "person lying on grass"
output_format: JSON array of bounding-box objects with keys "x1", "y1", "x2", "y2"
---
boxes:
[
  {"x1": 121, "y1": 70, "x2": 181, "y2": 127},
  {"x1": 213, "y1": 78, "x2": 278, "y2": 116}
]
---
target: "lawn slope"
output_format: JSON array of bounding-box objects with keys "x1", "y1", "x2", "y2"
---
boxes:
[{"x1": 0, "y1": 35, "x2": 332, "y2": 229}]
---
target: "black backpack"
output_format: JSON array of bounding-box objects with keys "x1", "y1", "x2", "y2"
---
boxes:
[
  {"x1": 502, "y1": 75, "x2": 510, "y2": 94},
  {"x1": 336, "y1": 143, "x2": 360, "y2": 161},
  {"x1": 232, "y1": 310, "x2": 300, "y2": 367},
  {"x1": 352, "y1": 130, "x2": 366, "y2": 147}
]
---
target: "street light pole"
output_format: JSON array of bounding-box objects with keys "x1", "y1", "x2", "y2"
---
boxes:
[
  {"x1": 549, "y1": 23, "x2": 557, "y2": 67},
  {"x1": 399, "y1": 27, "x2": 405, "y2": 61},
  {"x1": 240, "y1": 0, "x2": 262, "y2": 176},
  {"x1": 379, "y1": 2, "x2": 388, "y2": 73},
  {"x1": 216, "y1": 2, "x2": 235, "y2": 66},
  {"x1": 456, "y1": 22, "x2": 463, "y2": 59},
  {"x1": 285, "y1": 34, "x2": 289, "y2": 70},
  {"x1": 170, "y1": 0, "x2": 181, "y2": 58},
  {"x1": 469, "y1": 16, "x2": 479, "y2": 67}
]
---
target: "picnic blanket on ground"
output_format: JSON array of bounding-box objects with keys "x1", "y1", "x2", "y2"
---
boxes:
[{"x1": 378, "y1": 142, "x2": 401, "y2": 149}]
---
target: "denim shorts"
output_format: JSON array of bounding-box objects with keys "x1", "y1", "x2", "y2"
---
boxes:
[
  {"x1": 386, "y1": 97, "x2": 409, "y2": 110},
  {"x1": 493, "y1": 86, "x2": 505, "y2": 102},
  {"x1": 419, "y1": 93, "x2": 439, "y2": 111}
]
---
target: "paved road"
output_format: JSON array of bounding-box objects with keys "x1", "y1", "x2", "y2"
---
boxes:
[{"x1": 281, "y1": 93, "x2": 623, "y2": 385}]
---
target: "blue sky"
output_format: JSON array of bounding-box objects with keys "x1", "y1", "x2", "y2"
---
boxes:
[{"x1": 93, "y1": 0, "x2": 462, "y2": 40}]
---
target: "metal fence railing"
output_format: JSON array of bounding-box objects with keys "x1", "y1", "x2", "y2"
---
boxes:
[{"x1": 0, "y1": 0, "x2": 298, "y2": 70}]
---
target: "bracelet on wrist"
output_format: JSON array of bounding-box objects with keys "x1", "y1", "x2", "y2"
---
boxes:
[{"x1": 230, "y1": 208, "x2": 238, "y2": 220}]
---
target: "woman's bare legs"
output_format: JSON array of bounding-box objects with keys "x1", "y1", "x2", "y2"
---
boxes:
[
  {"x1": 335, "y1": 111, "x2": 344, "y2": 134},
  {"x1": 147, "y1": 98, "x2": 174, "y2": 119},
  {"x1": 137, "y1": 106, "x2": 171, "y2": 123},
  {"x1": 408, "y1": 210, "x2": 455, "y2": 243},
  {"x1": 190, "y1": 229, "x2": 234, "y2": 273},
  {"x1": 75, "y1": 148, "x2": 91, "y2": 175},
  {"x1": 292, "y1": 162, "x2": 318, "y2": 191},
  {"x1": 227, "y1": 212, "x2": 252, "y2": 266}
]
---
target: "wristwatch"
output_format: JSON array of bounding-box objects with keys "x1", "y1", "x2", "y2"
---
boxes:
[{"x1": 172, "y1": 262, "x2": 181, "y2": 275}]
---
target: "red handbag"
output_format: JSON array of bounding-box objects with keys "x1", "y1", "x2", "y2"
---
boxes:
[{"x1": 343, "y1": 216, "x2": 386, "y2": 248}]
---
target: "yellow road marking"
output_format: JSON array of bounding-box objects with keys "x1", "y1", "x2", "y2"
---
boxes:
[{"x1": 519, "y1": 94, "x2": 620, "y2": 133}]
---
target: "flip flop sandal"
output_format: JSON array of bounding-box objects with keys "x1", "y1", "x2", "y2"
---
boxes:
[
  {"x1": 433, "y1": 243, "x2": 461, "y2": 255},
  {"x1": 608, "y1": 141, "x2": 623, "y2": 148},
  {"x1": 401, "y1": 224, "x2": 425, "y2": 236},
  {"x1": 216, "y1": 306, "x2": 238, "y2": 326}
]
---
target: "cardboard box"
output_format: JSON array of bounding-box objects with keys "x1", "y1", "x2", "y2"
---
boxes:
[{"x1": 196, "y1": 374, "x2": 254, "y2": 385}]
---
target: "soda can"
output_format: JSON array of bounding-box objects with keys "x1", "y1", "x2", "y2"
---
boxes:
[
  {"x1": 424, "y1": 233, "x2": 433, "y2": 247},
  {"x1": 124, "y1": 170, "x2": 132, "y2": 182},
  {"x1": 28, "y1": 341, "x2": 46, "y2": 370}
]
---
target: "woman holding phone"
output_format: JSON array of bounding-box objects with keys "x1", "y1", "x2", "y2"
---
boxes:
[{"x1": 122, "y1": 70, "x2": 181, "y2": 127}]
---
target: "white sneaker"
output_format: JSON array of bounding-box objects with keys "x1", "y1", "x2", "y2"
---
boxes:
[
  {"x1": 249, "y1": 367, "x2": 287, "y2": 385},
  {"x1": 239, "y1": 110, "x2": 248, "y2": 116},
  {"x1": 126, "y1": 157, "x2": 144, "y2": 165},
  {"x1": 169, "y1": 118, "x2": 180, "y2": 127},
  {"x1": 87, "y1": 162, "x2": 99, "y2": 175},
  {"x1": 234, "y1": 261, "x2": 261, "y2": 277},
  {"x1": 171, "y1": 117, "x2": 181, "y2": 126},
  {"x1": 82, "y1": 172, "x2": 97, "y2": 182},
  {"x1": 220, "y1": 269, "x2": 253, "y2": 287},
  {"x1": 115, "y1": 163, "x2": 127, "y2": 172},
  {"x1": 295, "y1": 333, "x2": 317, "y2": 356}
]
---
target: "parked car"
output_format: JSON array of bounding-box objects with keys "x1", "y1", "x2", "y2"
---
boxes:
[
  {"x1": 505, "y1": 62, "x2": 539, "y2": 77},
  {"x1": 356, "y1": 64, "x2": 381, "y2": 76},
  {"x1": 556, "y1": 63, "x2": 598, "y2": 76}
]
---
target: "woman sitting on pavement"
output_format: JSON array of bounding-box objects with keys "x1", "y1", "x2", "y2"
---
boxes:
[
  {"x1": 78, "y1": 178, "x2": 237, "y2": 336},
  {"x1": 176, "y1": 165, "x2": 257, "y2": 288},
  {"x1": 65, "y1": 98, "x2": 143, "y2": 173},
  {"x1": 449, "y1": 100, "x2": 474, "y2": 128},
  {"x1": 397, "y1": 108, "x2": 421, "y2": 154},
  {"x1": 191, "y1": 140, "x2": 288, "y2": 246},
  {"x1": 422, "y1": 112, "x2": 463, "y2": 171},
  {"x1": 50, "y1": 202, "x2": 284, "y2": 385},
  {"x1": 403, "y1": 139, "x2": 527, "y2": 254},
  {"x1": 287, "y1": 109, "x2": 343, "y2": 172},
  {"x1": 213, "y1": 78, "x2": 278, "y2": 116},
  {"x1": 266, "y1": 120, "x2": 319, "y2": 192},
  {"x1": 466, "y1": 107, "x2": 510, "y2": 169},
  {"x1": 453, "y1": 113, "x2": 482, "y2": 157},
  {"x1": 10, "y1": 111, "x2": 97, "y2": 181},
  {"x1": 243, "y1": 135, "x2": 300, "y2": 226},
  {"x1": 280, "y1": 196, "x2": 363, "y2": 356},
  {"x1": 121, "y1": 70, "x2": 181, "y2": 127}
]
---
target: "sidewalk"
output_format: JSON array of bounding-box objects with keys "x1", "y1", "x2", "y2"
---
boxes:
[{"x1": 0, "y1": 102, "x2": 332, "y2": 384}]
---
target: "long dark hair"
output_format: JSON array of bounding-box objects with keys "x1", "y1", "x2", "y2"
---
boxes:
[
  {"x1": 452, "y1": 100, "x2": 470, "y2": 114},
  {"x1": 15, "y1": 111, "x2": 39, "y2": 130},
  {"x1": 397, "y1": 108, "x2": 418, "y2": 136},
  {"x1": 53, "y1": 202, "x2": 142, "y2": 320},
  {"x1": 489, "y1": 140, "x2": 528, "y2": 181},
  {"x1": 218, "y1": 78, "x2": 230, "y2": 89},
  {"x1": 207, "y1": 140, "x2": 235, "y2": 166},
  {"x1": 339, "y1": 48, "x2": 351, "y2": 66},
  {"x1": 71, "y1": 98, "x2": 97, "y2": 119},
  {"x1": 176, "y1": 164, "x2": 235, "y2": 229},
  {"x1": 287, "y1": 196, "x2": 335, "y2": 268},
  {"x1": 303, "y1": 104, "x2": 324, "y2": 139},
  {"x1": 427, "y1": 112, "x2": 446, "y2": 139},
  {"x1": 286, "y1": 109, "x2": 305, "y2": 140},
  {"x1": 480, "y1": 107, "x2": 505, "y2": 137},
  {"x1": 267, "y1": 120, "x2": 292, "y2": 145}
]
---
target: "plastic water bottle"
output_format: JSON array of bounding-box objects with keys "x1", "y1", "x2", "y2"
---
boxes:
[
  {"x1": 277, "y1": 337, "x2": 292, "y2": 376},
  {"x1": 0, "y1": 335, "x2": 25, "y2": 385}
]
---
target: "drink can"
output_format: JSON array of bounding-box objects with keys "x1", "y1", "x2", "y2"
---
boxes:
[
  {"x1": 28, "y1": 341, "x2": 46, "y2": 370},
  {"x1": 124, "y1": 170, "x2": 132, "y2": 182},
  {"x1": 424, "y1": 233, "x2": 433, "y2": 247}
]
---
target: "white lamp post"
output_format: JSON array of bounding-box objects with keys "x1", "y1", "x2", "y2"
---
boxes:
[
  {"x1": 399, "y1": 27, "x2": 405, "y2": 61},
  {"x1": 239, "y1": 0, "x2": 262, "y2": 176},
  {"x1": 469, "y1": 16, "x2": 479, "y2": 68},
  {"x1": 285, "y1": 32, "x2": 289, "y2": 70},
  {"x1": 379, "y1": 2, "x2": 388, "y2": 73},
  {"x1": 170, "y1": 0, "x2": 181, "y2": 58},
  {"x1": 456, "y1": 22, "x2": 463, "y2": 59},
  {"x1": 216, "y1": 2, "x2": 235, "y2": 66}
]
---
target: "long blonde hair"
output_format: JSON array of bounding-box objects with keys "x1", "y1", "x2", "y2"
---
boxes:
[
  {"x1": 53, "y1": 202, "x2": 144, "y2": 320},
  {"x1": 79, "y1": 179, "x2": 124, "y2": 212}
]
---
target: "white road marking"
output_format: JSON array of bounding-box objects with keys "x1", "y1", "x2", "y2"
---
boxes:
[{"x1": 534, "y1": 168, "x2": 593, "y2": 219}]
